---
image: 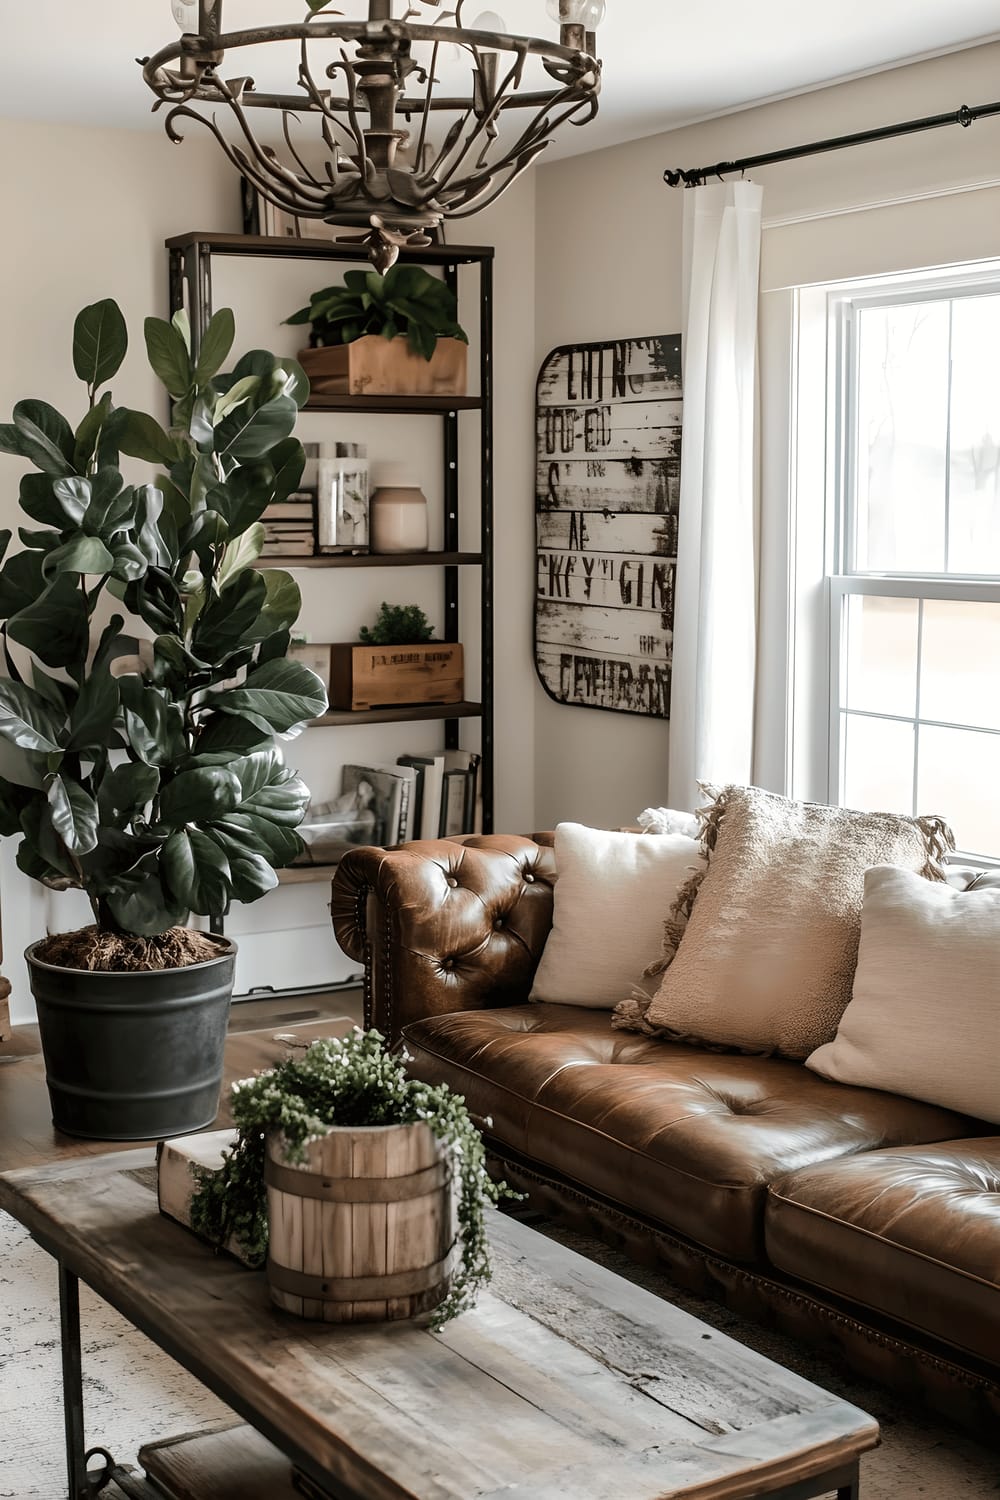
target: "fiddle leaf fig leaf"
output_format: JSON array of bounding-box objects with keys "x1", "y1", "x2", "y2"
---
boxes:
[
  {"x1": 0, "y1": 678, "x2": 64, "y2": 754},
  {"x1": 112, "y1": 408, "x2": 179, "y2": 466},
  {"x1": 162, "y1": 828, "x2": 231, "y2": 915},
  {"x1": 47, "y1": 774, "x2": 99, "y2": 856},
  {"x1": 0, "y1": 776, "x2": 36, "y2": 837},
  {"x1": 212, "y1": 375, "x2": 259, "y2": 426},
  {"x1": 210, "y1": 657, "x2": 327, "y2": 735},
  {"x1": 216, "y1": 524, "x2": 264, "y2": 587},
  {"x1": 0, "y1": 549, "x2": 45, "y2": 619},
  {"x1": 73, "y1": 391, "x2": 115, "y2": 473},
  {"x1": 72, "y1": 299, "x2": 128, "y2": 390},
  {"x1": 97, "y1": 761, "x2": 160, "y2": 826},
  {"x1": 194, "y1": 713, "x2": 271, "y2": 757},
  {"x1": 216, "y1": 395, "x2": 299, "y2": 464},
  {"x1": 43, "y1": 534, "x2": 116, "y2": 578},
  {"x1": 52, "y1": 475, "x2": 91, "y2": 528},
  {"x1": 210, "y1": 811, "x2": 301, "y2": 867},
  {"x1": 159, "y1": 764, "x2": 242, "y2": 826},
  {"x1": 118, "y1": 676, "x2": 186, "y2": 766},
  {"x1": 194, "y1": 307, "x2": 236, "y2": 387},
  {"x1": 193, "y1": 569, "x2": 268, "y2": 659},
  {"x1": 6, "y1": 573, "x2": 89, "y2": 670},
  {"x1": 82, "y1": 469, "x2": 133, "y2": 535},
  {"x1": 105, "y1": 856, "x2": 188, "y2": 935},
  {"x1": 256, "y1": 569, "x2": 301, "y2": 640},
  {"x1": 13, "y1": 400, "x2": 75, "y2": 477},
  {"x1": 134, "y1": 484, "x2": 172, "y2": 567},
  {"x1": 67, "y1": 666, "x2": 119, "y2": 751},
  {"x1": 144, "y1": 316, "x2": 193, "y2": 399}
]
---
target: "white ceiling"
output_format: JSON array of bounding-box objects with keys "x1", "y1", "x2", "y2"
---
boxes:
[{"x1": 1, "y1": 2, "x2": 998, "y2": 158}]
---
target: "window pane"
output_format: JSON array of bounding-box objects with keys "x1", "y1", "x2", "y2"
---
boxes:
[
  {"x1": 920, "y1": 598, "x2": 1000, "y2": 731},
  {"x1": 844, "y1": 594, "x2": 917, "y2": 717},
  {"x1": 855, "y1": 301, "x2": 949, "y2": 572},
  {"x1": 918, "y1": 724, "x2": 1000, "y2": 856},
  {"x1": 841, "y1": 713, "x2": 914, "y2": 816},
  {"x1": 949, "y1": 294, "x2": 1000, "y2": 575}
]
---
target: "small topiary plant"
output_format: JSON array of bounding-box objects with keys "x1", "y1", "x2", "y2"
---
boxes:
[
  {"x1": 358, "y1": 601, "x2": 435, "y2": 645},
  {"x1": 190, "y1": 1028, "x2": 516, "y2": 1327}
]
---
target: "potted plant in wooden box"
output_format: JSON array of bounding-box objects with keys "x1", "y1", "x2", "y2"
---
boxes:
[
  {"x1": 187, "y1": 1029, "x2": 513, "y2": 1325},
  {"x1": 329, "y1": 603, "x2": 464, "y2": 711},
  {"x1": 284, "y1": 265, "x2": 469, "y2": 397},
  {"x1": 0, "y1": 298, "x2": 327, "y2": 1140}
]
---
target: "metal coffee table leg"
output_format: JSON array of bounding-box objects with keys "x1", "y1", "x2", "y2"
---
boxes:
[{"x1": 58, "y1": 1260, "x2": 134, "y2": 1499}]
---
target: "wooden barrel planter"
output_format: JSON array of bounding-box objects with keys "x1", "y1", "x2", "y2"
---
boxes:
[{"x1": 264, "y1": 1122, "x2": 457, "y2": 1323}]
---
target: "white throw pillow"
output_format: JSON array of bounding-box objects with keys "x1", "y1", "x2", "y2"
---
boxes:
[
  {"x1": 530, "y1": 823, "x2": 705, "y2": 1009},
  {"x1": 806, "y1": 865, "x2": 1000, "y2": 1124}
]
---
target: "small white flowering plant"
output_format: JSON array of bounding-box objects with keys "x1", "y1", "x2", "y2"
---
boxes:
[{"x1": 190, "y1": 1028, "x2": 514, "y2": 1326}]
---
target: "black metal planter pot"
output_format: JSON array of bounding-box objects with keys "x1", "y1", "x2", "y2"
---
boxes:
[{"x1": 26, "y1": 938, "x2": 238, "y2": 1142}]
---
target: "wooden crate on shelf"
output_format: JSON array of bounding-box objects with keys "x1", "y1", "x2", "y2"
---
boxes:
[
  {"x1": 299, "y1": 335, "x2": 467, "y2": 397},
  {"x1": 328, "y1": 642, "x2": 464, "y2": 711}
]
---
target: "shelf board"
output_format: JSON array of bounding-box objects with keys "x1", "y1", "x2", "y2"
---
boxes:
[
  {"x1": 312, "y1": 700, "x2": 482, "y2": 728},
  {"x1": 166, "y1": 232, "x2": 495, "y2": 267},
  {"x1": 277, "y1": 864, "x2": 341, "y2": 885},
  {"x1": 303, "y1": 393, "x2": 482, "y2": 414},
  {"x1": 256, "y1": 550, "x2": 481, "y2": 570}
]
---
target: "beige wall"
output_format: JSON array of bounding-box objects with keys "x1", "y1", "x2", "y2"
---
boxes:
[{"x1": 532, "y1": 41, "x2": 1000, "y2": 830}]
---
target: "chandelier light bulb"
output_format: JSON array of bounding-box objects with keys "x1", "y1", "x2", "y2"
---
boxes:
[
  {"x1": 545, "y1": 0, "x2": 606, "y2": 27},
  {"x1": 170, "y1": 0, "x2": 197, "y2": 31},
  {"x1": 472, "y1": 10, "x2": 508, "y2": 32}
]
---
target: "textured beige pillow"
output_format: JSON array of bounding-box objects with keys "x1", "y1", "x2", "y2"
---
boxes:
[
  {"x1": 529, "y1": 823, "x2": 705, "y2": 1008},
  {"x1": 614, "y1": 785, "x2": 953, "y2": 1059},
  {"x1": 806, "y1": 866, "x2": 1000, "y2": 1122}
]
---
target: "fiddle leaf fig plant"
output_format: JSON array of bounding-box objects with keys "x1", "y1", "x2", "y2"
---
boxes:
[
  {"x1": 285, "y1": 265, "x2": 468, "y2": 361},
  {"x1": 0, "y1": 298, "x2": 328, "y2": 942}
]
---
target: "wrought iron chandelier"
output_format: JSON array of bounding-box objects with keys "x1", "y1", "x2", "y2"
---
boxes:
[{"x1": 142, "y1": 0, "x2": 604, "y2": 269}]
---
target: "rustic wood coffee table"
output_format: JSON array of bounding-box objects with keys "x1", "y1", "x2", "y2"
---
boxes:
[{"x1": 0, "y1": 1150, "x2": 877, "y2": 1500}]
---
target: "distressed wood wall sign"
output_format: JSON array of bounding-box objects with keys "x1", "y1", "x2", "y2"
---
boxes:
[{"x1": 535, "y1": 335, "x2": 682, "y2": 717}]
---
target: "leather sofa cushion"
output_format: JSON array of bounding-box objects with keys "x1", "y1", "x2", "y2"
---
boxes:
[
  {"x1": 766, "y1": 1142, "x2": 1000, "y2": 1367},
  {"x1": 402, "y1": 1004, "x2": 982, "y2": 1264}
]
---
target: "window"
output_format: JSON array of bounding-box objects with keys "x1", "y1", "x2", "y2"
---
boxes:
[{"x1": 815, "y1": 268, "x2": 1000, "y2": 859}]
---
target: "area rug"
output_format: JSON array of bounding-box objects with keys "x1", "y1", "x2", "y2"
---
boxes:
[{"x1": 1, "y1": 1207, "x2": 997, "y2": 1499}]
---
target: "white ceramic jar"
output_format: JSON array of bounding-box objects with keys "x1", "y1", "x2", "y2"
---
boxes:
[{"x1": 369, "y1": 470, "x2": 429, "y2": 554}]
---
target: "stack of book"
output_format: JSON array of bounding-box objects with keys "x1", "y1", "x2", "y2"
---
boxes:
[
  {"x1": 396, "y1": 751, "x2": 481, "y2": 841},
  {"x1": 260, "y1": 444, "x2": 319, "y2": 557},
  {"x1": 293, "y1": 751, "x2": 481, "y2": 866},
  {"x1": 259, "y1": 496, "x2": 317, "y2": 558}
]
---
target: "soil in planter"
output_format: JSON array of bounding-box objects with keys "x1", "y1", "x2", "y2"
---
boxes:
[{"x1": 34, "y1": 925, "x2": 226, "y2": 973}]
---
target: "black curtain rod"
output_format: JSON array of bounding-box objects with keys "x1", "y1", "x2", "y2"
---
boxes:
[{"x1": 663, "y1": 98, "x2": 1000, "y2": 187}]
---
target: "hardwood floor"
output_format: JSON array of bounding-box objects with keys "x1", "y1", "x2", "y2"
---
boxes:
[{"x1": 0, "y1": 988, "x2": 363, "y2": 1174}]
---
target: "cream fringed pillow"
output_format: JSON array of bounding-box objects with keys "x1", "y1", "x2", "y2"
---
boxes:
[
  {"x1": 806, "y1": 867, "x2": 1000, "y2": 1123},
  {"x1": 612, "y1": 786, "x2": 954, "y2": 1059}
]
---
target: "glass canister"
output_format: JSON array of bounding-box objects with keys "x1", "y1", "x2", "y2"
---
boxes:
[{"x1": 369, "y1": 465, "x2": 429, "y2": 554}]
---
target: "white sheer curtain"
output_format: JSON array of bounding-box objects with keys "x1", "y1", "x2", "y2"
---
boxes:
[{"x1": 667, "y1": 180, "x2": 764, "y2": 812}]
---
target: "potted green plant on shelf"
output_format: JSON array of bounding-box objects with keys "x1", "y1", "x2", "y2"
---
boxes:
[
  {"x1": 284, "y1": 265, "x2": 469, "y2": 398},
  {"x1": 0, "y1": 298, "x2": 328, "y2": 1141},
  {"x1": 189, "y1": 1028, "x2": 514, "y2": 1326},
  {"x1": 330, "y1": 602, "x2": 464, "y2": 711}
]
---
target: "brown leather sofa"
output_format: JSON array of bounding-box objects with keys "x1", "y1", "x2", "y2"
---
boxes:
[{"x1": 332, "y1": 833, "x2": 1000, "y2": 1434}]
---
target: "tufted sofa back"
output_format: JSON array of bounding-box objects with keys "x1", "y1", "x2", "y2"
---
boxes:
[
  {"x1": 332, "y1": 835, "x2": 557, "y2": 1042},
  {"x1": 331, "y1": 833, "x2": 998, "y2": 1043}
]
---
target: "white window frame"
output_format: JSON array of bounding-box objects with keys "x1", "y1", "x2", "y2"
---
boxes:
[{"x1": 787, "y1": 260, "x2": 1000, "y2": 864}]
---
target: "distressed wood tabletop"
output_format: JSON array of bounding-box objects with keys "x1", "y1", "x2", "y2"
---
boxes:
[{"x1": 0, "y1": 1151, "x2": 877, "y2": 1500}]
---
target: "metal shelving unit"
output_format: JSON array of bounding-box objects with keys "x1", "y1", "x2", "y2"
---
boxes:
[{"x1": 166, "y1": 231, "x2": 495, "y2": 834}]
